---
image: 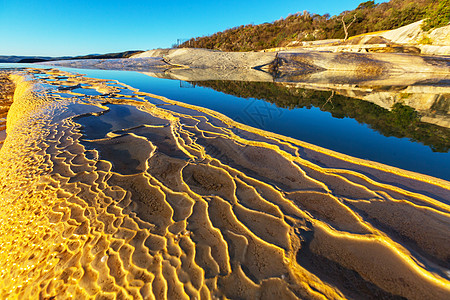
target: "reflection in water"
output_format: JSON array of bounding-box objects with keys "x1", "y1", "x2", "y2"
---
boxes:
[
  {"x1": 191, "y1": 80, "x2": 450, "y2": 153},
  {"x1": 176, "y1": 80, "x2": 449, "y2": 180},
  {"x1": 55, "y1": 68, "x2": 447, "y2": 180}
]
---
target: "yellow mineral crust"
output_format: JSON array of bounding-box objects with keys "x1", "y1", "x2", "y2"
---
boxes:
[
  {"x1": 0, "y1": 68, "x2": 449, "y2": 299},
  {"x1": 0, "y1": 71, "x2": 15, "y2": 148}
]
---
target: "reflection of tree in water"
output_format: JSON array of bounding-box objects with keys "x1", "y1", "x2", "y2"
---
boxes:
[{"x1": 191, "y1": 80, "x2": 450, "y2": 152}]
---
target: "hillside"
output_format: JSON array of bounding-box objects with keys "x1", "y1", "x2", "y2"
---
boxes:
[
  {"x1": 179, "y1": 0, "x2": 449, "y2": 51},
  {"x1": 0, "y1": 56, "x2": 56, "y2": 63},
  {"x1": 0, "y1": 50, "x2": 144, "y2": 64}
]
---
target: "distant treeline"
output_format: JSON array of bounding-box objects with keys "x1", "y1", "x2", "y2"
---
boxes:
[
  {"x1": 0, "y1": 51, "x2": 145, "y2": 64},
  {"x1": 179, "y1": 0, "x2": 450, "y2": 51},
  {"x1": 191, "y1": 80, "x2": 450, "y2": 152}
]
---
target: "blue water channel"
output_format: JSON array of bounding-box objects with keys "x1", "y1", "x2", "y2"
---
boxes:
[{"x1": 2, "y1": 64, "x2": 449, "y2": 181}]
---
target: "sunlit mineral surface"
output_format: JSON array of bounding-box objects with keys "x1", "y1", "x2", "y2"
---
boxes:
[
  {"x1": 0, "y1": 71, "x2": 15, "y2": 148},
  {"x1": 0, "y1": 68, "x2": 449, "y2": 299}
]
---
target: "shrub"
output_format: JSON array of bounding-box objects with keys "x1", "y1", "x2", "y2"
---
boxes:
[{"x1": 418, "y1": 35, "x2": 433, "y2": 44}]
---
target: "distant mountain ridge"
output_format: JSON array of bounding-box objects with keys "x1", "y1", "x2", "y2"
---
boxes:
[
  {"x1": 0, "y1": 56, "x2": 55, "y2": 63},
  {"x1": 179, "y1": 0, "x2": 449, "y2": 51},
  {"x1": 0, "y1": 50, "x2": 144, "y2": 64}
]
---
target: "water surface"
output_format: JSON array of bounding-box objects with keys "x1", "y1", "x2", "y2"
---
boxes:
[
  {"x1": 53, "y1": 67, "x2": 450, "y2": 181},
  {"x1": 1, "y1": 64, "x2": 449, "y2": 180}
]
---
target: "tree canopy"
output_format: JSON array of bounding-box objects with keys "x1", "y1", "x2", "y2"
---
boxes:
[{"x1": 179, "y1": 0, "x2": 449, "y2": 51}]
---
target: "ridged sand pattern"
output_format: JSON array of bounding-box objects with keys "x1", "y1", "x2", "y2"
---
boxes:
[{"x1": 0, "y1": 68, "x2": 449, "y2": 299}]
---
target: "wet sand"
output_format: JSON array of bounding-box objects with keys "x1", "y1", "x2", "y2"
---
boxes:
[{"x1": 0, "y1": 68, "x2": 449, "y2": 299}]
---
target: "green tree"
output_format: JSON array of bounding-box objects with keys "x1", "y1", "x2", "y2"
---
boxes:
[{"x1": 422, "y1": 0, "x2": 450, "y2": 31}]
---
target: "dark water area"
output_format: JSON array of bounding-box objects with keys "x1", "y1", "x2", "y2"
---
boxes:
[{"x1": 1, "y1": 64, "x2": 449, "y2": 180}]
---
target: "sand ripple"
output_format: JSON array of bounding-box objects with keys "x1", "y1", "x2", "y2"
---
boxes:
[{"x1": 0, "y1": 68, "x2": 449, "y2": 299}]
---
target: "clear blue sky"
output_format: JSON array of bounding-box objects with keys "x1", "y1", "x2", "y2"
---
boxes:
[{"x1": 0, "y1": 0, "x2": 386, "y2": 57}]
